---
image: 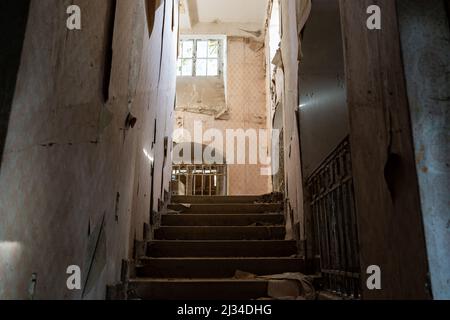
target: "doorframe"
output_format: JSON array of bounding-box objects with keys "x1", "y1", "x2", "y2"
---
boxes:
[{"x1": 339, "y1": 0, "x2": 430, "y2": 299}]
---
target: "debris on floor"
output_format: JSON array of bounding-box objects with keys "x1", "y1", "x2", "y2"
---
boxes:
[
  {"x1": 233, "y1": 271, "x2": 316, "y2": 300},
  {"x1": 254, "y1": 192, "x2": 284, "y2": 204}
]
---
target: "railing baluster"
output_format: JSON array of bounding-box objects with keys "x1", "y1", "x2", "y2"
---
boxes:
[
  {"x1": 307, "y1": 136, "x2": 361, "y2": 298},
  {"x1": 171, "y1": 164, "x2": 227, "y2": 196}
]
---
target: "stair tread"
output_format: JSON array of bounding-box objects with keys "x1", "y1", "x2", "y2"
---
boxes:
[
  {"x1": 154, "y1": 226, "x2": 286, "y2": 240},
  {"x1": 157, "y1": 226, "x2": 284, "y2": 228},
  {"x1": 168, "y1": 204, "x2": 282, "y2": 207},
  {"x1": 146, "y1": 240, "x2": 297, "y2": 256},
  {"x1": 167, "y1": 203, "x2": 283, "y2": 214},
  {"x1": 162, "y1": 213, "x2": 283, "y2": 216},
  {"x1": 148, "y1": 240, "x2": 295, "y2": 242},
  {"x1": 171, "y1": 196, "x2": 262, "y2": 204},
  {"x1": 130, "y1": 278, "x2": 276, "y2": 283},
  {"x1": 139, "y1": 257, "x2": 301, "y2": 260},
  {"x1": 175, "y1": 204, "x2": 269, "y2": 206},
  {"x1": 135, "y1": 255, "x2": 304, "y2": 278},
  {"x1": 161, "y1": 213, "x2": 284, "y2": 226}
]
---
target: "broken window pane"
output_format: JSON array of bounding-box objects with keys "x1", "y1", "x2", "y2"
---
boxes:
[
  {"x1": 208, "y1": 41, "x2": 219, "y2": 58},
  {"x1": 197, "y1": 41, "x2": 208, "y2": 58}
]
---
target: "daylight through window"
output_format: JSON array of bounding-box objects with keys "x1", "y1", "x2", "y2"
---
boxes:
[{"x1": 177, "y1": 39, "x2": 221, "y2": 77}]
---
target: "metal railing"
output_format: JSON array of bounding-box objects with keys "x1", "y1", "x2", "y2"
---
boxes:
[
  {"x1": 171, "y1": 164, "x2": 227, "y2": 196},
  {"x1": 306, "y1": 137, "x2": 361, "y2": 298}
]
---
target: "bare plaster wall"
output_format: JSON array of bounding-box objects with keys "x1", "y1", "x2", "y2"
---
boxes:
[
  {"x1": 0, "y1": 0, "x2": 177, "y2": 299},
  {"x1": 175, "y1": 37, "x2": 270, "y2": 195},
  {"x1": 176, "y1": 77, "x2": 227, "y2": 117}
]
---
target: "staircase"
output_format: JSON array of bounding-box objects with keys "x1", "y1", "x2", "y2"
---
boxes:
[{"x1": 128, "y1": 195, "x2": 305, "y2": 300}]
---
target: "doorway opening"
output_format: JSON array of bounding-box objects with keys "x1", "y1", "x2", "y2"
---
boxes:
[{"x1": 172, "y1": 0, "x2": 272, "y2": 196}]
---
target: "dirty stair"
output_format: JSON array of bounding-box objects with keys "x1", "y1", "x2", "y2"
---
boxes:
[{"x1": 128, "y1": 196, "x2": 306, "y2": 300}]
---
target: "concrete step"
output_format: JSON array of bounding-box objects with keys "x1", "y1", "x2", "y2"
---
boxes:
[
  {"x1": 129, "y1": 278, "x2": 271, "y2": 300},
  {"x1": 146, "y1": 240, "x2": 298, "y2": 257},
  {"x1": 136, "y1": 257, "x2": 304, "y2": 278},
  {"x1": 161, "y1": 213, "x2": 284, "y2": 226},
  {"x1": 167, "y1": 203, "x2": 283, "y2": 214},
  {"x1": 154, "y1": 226, "x2": 286, "y2": 240},
  {"x1": 172, "y1": 195, "x2": 261, "y2": 204}
]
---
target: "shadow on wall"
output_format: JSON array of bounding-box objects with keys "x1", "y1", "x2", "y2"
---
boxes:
[
  {"x1": 145, "y1": 0, "x2": 163, "y2": 37},
  {"x1": 0, "y1": 0, "x2": 31, "y2": 167}
]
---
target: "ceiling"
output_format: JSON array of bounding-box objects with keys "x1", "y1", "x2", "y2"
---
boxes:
[
  {"x1": 180, "y1": 0, "x2": 269, "y2": 35},
  {"x1": 196, "y1": 0, "x2": 268, "y2": 24}
]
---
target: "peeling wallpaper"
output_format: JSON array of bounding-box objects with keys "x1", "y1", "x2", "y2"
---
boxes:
[{"x1": 175, "y1": 37, "x2": 270, "y2": 195}]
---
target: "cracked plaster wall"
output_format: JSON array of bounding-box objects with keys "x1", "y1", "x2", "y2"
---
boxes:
[{"x1": 0, "y1": 0, "x2": 178, "y2": 299}]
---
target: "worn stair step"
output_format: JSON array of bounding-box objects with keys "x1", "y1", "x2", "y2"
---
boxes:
[
  {"x1": 172, "y1": 195, "x2": 261, "y2": 204},
  {"x1": 136, "y1": 257, "x2": 304, "y2": 278},
  {"x1": 161, "y1": 213, "x2": 284, "y2": 226},
  {"x1": 129, "y1": 279, "x2": 271, "y2": 300},
  {"x1": 167, "y1": 203, "x2": 283, "y2": 214},
  {"x1": 154, "y1": 226, "x2": 286, "y2": 240},
  {"x1": 146, "y1": 240, "x2": 298, "y2": 257}
]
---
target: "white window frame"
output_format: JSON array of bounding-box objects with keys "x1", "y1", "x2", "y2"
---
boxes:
[{"x1": 177, "y1": 36, "x2": 225, "y2": 77}]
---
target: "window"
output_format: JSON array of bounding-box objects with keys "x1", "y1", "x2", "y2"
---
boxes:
[{"x1": 177, "y1": 39, "x2": 222, "y2": 77}]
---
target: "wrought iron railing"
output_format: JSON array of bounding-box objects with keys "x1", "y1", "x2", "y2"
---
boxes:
[
  {"x1": 171, "y1": 164, "x2": 227, "y2": 196},
  {"x1": 306, "y1": 137, "x2": 361, "y2": 298}
]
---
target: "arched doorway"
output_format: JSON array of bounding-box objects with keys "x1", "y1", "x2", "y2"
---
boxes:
[{"x1": 171, "y1": 142, "x2": 227, "y2": 196}]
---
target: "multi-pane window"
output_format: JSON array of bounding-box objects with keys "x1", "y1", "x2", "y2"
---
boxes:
[{"x1": 177, "y1": 39, "x2": 221, "y2": 77}]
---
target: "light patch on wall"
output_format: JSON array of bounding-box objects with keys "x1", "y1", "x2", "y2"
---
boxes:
[
  {"x1": 0, "y1": 242, "x2": 23, "y2": 293},
  {"x1": 143, "y1": 149, "x2": 154, "y2": 165},
  {"x1": 0, "y1": 241, "x2": 23, "y2": 265}
]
